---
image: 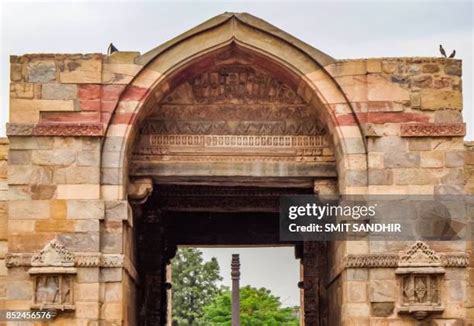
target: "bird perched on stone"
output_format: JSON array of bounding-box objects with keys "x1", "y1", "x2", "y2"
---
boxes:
[
  {"x1": 107, "y1": 43, "x2": 119, "y2": 55},
  {"x1": 439, "y1": 45, "x2": 447, "y2": 57},
  {"x1": 449, "y1": 50, "x2": 456, "y2": 58}
]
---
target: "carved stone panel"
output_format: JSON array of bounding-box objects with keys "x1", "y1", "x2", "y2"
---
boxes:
[{"x1": 131, "y1": 64, "x2": 335, "y2": 172}]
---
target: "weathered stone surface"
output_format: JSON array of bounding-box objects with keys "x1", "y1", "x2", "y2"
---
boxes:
[
  {"x1": 368, "y1": 169, "x2": 392, "y2": 185},
  {"x1": 42, "y1": 84, "x2": 77, "y2": 100},
  {"x1": 67, "y1": 200, "x2": 104, "y2": 220},
  {"x1": 27, "y1": 60, "x2": 56, "y2": 82},
  {"x1": 101, "y1": 234, "x2": 122, "y2": 254},
  {"x1": 10, "y1": 82, "x2": 36, "y2": 99},
  {"x1": 420, "y1": 89, "x2": 462, "y2": 110},
  {"x1": 57, "y1": 184, "x2": 100, "y2": 199},
  {"x1": 393, "y1": 168, "x2": 435, "y2": 185},
  {"x1": 58, "y1": 233, "x2": 99, "y2": 252},
  {"x1": 54, "y1": 166, "x2": 100, "y2": 184},
  {"x1": 105, "y1": 201, "x2": 128, "y2": 220},
  {"x1": 100, "y1": 268, "x2": 122, "y2": 282},
  {"x1": 444, "y1": 62, "x2": 462, "y2": 76},
  {"x1": 369, "y1": 280, "x2": 397, "y2": 302},
  {"x1": 59, "y1": 58, "x2": 102, "y2": 83},
  {"x1": 420, "y1": 151, "x2": 444, "y2": 168},
  {"x1": 106, "y1": 51, "x2": 140, "y2": 64},
  {"x1": 384, "y1": 152, "x2": 420, "y2": 168},
  {"x1": 371, "y1": 302, "x2": 394, "y2": 317},
  {"x1": 8, "y1": 165, "x2": 53, "y2": 185},
  {"x1": 8, "y1": 200, "x2": 50, "y2": 219},
  {"x1": 445, "y1": 151, "x2": 464, "y2": 167},
  {"x1": 31, "y1": 150, "x2": 76, "y2": 166},
  {"x1": 434, "y1": 110, "x2": 463, "y2": 123}
]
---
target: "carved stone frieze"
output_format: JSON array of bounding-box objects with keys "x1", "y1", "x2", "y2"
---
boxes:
[
  {"x1": 6, "y1": 252, "x2": 126, "y2": 268},
  {"x1": 400, "y1": 123, "x2": 466, "y2": 137},
  {"x1": 7, "y1": 123, "x2": 104, "y2": 137}
]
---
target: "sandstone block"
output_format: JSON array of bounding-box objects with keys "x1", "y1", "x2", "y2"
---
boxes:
[
  {"x1": 368, "y1": 153, "x2": 384, "y2": 169},
  {"x1": 67, "y1": 200, "x2": 104, "y2": 220},
  {"x1": 101, "y1": 233, "x2": 123, "y2": 254},
  {"x1": 8, "y1": 200, "x2": 50, "y2": 219},
  {"x1": 369, "y1": 280, "x2": 397, "y2": 302},
  {"x1": 420, "y1": 151, "x2": 444, "y2": 168},
  {"x1": 31, "y1": 150, "x2": 76, "y2": 166},
  {"x1": 367, "y1": 75, "x2": 410, "y2": 102},
  {"x1": 10, "y1": 82, "x2": 35, "y2": 99},
  {"x1": 76, "y1": 151, "x2": 100, "y2": 167},
  {"x1": 11, "y1": 98, "x2": 75, "y2": 116},
  {"x1": 368, "y1": 136, "x2": 407, "y2": 153},
  {"x1": 27, "y1": 60, "x2": 56, "y2": 82},
  {"x1": 420, "y1": 89, "x2": 462, "y2": 111},
  {"x1": 7, "y1": 280, "x2": 33, "y2": 300},
  {"x1": 57, "y1": 185, "x2": 100, "y2": 199},
  {"x1": 35, "y1": 219, "x2": 75, "y2": 232},
  {"x1": 105, "y1": 201, "x2": 129, "y2": 220},
  {"x1": 106, "y1": 51, "x2": 140, "y2": 64},
  {"x1": 75, "y1": 302, "x2": 100, "y2": 319},
  {"x1": 367, "y1": 59, "x2": 382, "y2": 73},
  {"x1": 100, "y1": 268, "x2": 122, "y2": 282},
  {"x1": 384, "y1": 152, "x2": 420, "y2": 168},
  {"x1": 346, "y1": 268, "x2": 368, "y2": 281},
  {"x1": 75, "y1": 220, "x2": 100, "y2": 232},
  {"x1": 422, "y1": 63, "x2": 440, "y2": 73},
  {"x1": 60, "y1": 58, "x2": 102, "y2": 84},
  {"x1": 434, "y1": 109, "x2": 463, "y2": 123},
  {"x1": 444, "y1": 62, "x2": 462, "y2": 76},
  {"x1": 346, "y1": 282, "x2": 367, "y2": 303},
  {"x1": 77, "y1": 268, "x2": 100, "y2": 283},
  {"x1": 54, "y1": 166, "x2": 100, "y2": 184},
  {"x1": 368, "y1": 169, "x2": 392, "y2": 185},
  {"x1": 371, "y1": 302, "x2": 394, "y2": 317},
  {"x1": 58, "y1": 233, "x2": 99, "y2": 252},
  {"x1": 78, "y1": 84, "x2": 101, "y2": 100},
  {"x1": 104, "y1": 282, "x2": 122, "y2": 302},
  {"x1": 408, "y1": 138, "x2": 431, "y2": 151},
  {"x1": 8, "y1": 150, "x2": 32, "y2": 165},
  {"x1": 8, "y1": 165, "x2": 54, "y2": 185},
  {"x1": 103, "y1": 63, "x2": 141, "y2": 84},
  {"x1": 74, "y1": 282, "x2": 99, "y2": 302},
  {"x1": 445, "y1": 151, "x2": 464, "y2": 167},
  {"x1": 8, "y1": 137, "x2": 54, "y2": 150},
  {"x1": 10, "y1": 63, "x2": 23, "y2": 81},
  {"x1": 393, "y1": 168, "x2": 435, "y2": 185},
  {"x1": 8, "y1": 220, "x2": 35, "y2": 233},
  {"x1": 42, "y1": 84, "x2": 77, "y2": 100}
]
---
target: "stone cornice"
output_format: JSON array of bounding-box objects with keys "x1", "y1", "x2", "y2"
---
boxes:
[
  {"x1": 344, "y1": 252, "x2": 469, "y2": 268},
  {"x1": 5, "y1": 253, "x2": 124, "y2": 268},
  {"x1": 400, "y1": 123, "x2": 466, "y2": 137},
  {"x1": 6, "y1": 123, "x2": 104, "y2": 137}
]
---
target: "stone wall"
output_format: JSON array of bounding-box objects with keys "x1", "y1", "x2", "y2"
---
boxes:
[
  {"x1": 0, "y1": 138, "x2": 8, "y2": 312},
  {"x1": 3, "y1": 13, "x2": 471, "y2": 325}
]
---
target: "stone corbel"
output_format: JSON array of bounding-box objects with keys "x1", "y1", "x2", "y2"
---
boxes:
[
  {"x1": 396, "y1": 242, "x2": 445, "y2": 320},
  {"x1": 128, "y1": 177, "x2": 153, "y2": 204},
  {"x1": 28, "y1": 239, "x2": 77, "y2": 313}
]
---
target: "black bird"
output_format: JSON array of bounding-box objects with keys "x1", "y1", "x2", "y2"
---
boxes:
[
  {"x1": 439, "y1": 45, "x2": 447, "y2": 57},
  {"x1": 107, "y1": 43, "x2": 119, "y2": 55},
  {"x1": 449, "y1": 50, "x2": 456, "y2": 58}
]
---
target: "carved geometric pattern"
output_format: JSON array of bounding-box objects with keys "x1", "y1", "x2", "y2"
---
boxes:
[
  {"x1": 6, "y1": 253, "x2": 125, "y2": 268},
  {"x1": 400, "y1": 123, "x2": 466, "y2": 137},
  {"x1": 6, "y1": 123, "x2": 104, "y2": 137},
  {"x1": 398, "y1": 241, "x2": 442, "y2": 267},
  {"x1": 31, "y1": 239, "x2": 75, "y2": 267}
]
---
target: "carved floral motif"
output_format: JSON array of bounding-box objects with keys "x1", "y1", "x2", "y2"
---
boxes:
[{"x1": 400, "y1": 123, "x2": 465, "y2": 137}]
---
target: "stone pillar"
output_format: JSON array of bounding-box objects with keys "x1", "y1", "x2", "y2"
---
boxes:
[{"x1": 231, "y1": 254, "x2": 240, "y2": 326}]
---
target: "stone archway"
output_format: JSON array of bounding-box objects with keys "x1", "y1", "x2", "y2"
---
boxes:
[
  {"x1": 98, "y1": 13, "x2": 366, "y2": 326},
  {"x1": 125, "y1": 43, "x2": 341, "y2": 325}
]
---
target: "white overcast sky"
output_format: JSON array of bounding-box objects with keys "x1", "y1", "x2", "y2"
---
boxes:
[{"x1": 0, "y1": 0, "x2": 473, "y2": 307}]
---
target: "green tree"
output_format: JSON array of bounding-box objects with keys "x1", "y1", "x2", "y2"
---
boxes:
[
  {"x1": 172, "y1": 248, "x2": 222, "y2": 326},
  {"x1": 201, "y1": 286, "x2": 299, "y2": 326}
]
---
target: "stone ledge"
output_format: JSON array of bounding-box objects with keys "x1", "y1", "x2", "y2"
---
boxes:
[
  {"x1": 5, "y1": 253, "x2": 124, "y2": 268},
  {"x1": 7, "y1": 123, "x2": 104, "y2": 137},
  {"x1": 400, "y1": 123, "x2": 465, "y2": 137},
  {"x1": 344, "y1": 253, "x2": 468, "y2": 268}
]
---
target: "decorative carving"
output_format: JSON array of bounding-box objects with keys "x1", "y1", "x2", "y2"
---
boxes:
[
  {"x1": 6, "y1": 123, "x2": 104, "y2": 137},
  {"x1": 132, "y1": 64, "x2": 334, "y2": 167},
  {"x1": 174, "y1": 65, "x2": 303, "y2": 105},
  {"x1": 345, "y1": 254, "x2": 399, "y2": 268},
  {"x1": 399, "y1": 241, "x2": 442, "y2": 267},
  {"x1": 128, "y1": 177, "x2": 153, "y2": 204},
  {"x1": 31, "y1": 239, "x2": 74, "y2": 267},
  {"x1": 400, "y1": 123, "x2": 466, "y2": 137},
  {"x1": 140, "y1": 120, "x2": 325, "y2": 136},
  {"x1": 6, "y1": 253, "x2": 126, "y2": 268},
  {"x1": 396, "y1": 242, "x2": 445, "y2": 320},
  {"x1": 30, "y1": 274, "x2": 75, "y2": 311}
]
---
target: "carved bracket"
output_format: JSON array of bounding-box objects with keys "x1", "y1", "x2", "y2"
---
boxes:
[{"x1": 128, "y1": 177, "x2": 153, "y2": 204}]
